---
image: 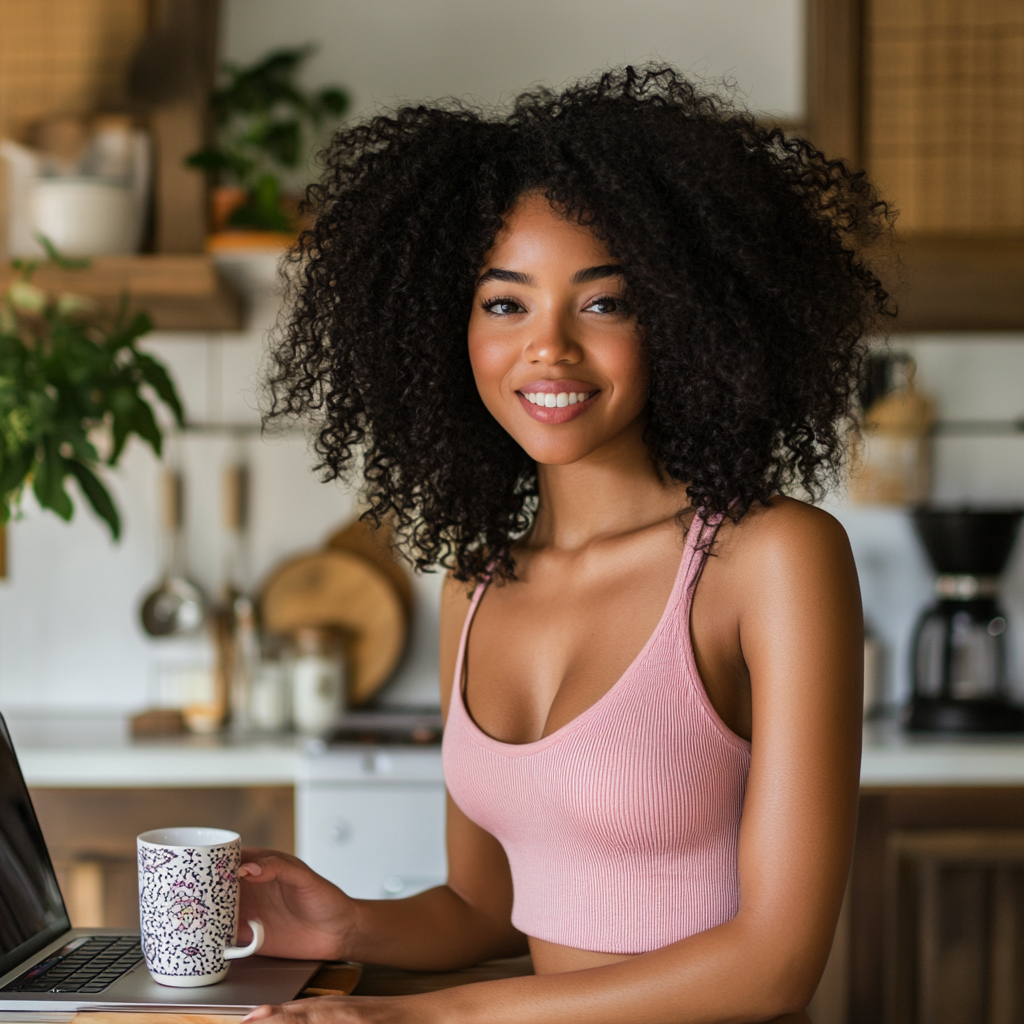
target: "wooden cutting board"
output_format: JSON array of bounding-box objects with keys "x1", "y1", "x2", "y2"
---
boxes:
[
  {"x1": 260, "y1": 549, "x2": 407, "y2": 707},
  {"x1": 326, "y1": 518, "x2": 413, "y2": 618}
]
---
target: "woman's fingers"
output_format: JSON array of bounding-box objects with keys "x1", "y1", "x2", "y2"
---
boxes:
[
  {"x1": 240, "y1": 1004, "x2": 276, "y2": 1021},
  {"x1": 238, "y1": 853, "x2": 303, "y2": 885},
  {"x1": 241, "y1": 996, "x2": 403, "y2": 1024}
]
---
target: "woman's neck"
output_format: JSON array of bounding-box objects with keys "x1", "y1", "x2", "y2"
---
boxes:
[{"x1": 528, "y1": 419, "x2": 689, "y2": 552}]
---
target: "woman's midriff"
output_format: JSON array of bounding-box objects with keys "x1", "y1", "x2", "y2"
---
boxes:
[{"x1": 528, "y1": 936, "x2": 639, "y2": 974}]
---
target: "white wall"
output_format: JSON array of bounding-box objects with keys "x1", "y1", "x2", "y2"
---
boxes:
[
  {"x1": 220, "y1": 0, "x2": 805, "y2": 126},
  {"x1": 0, "y1": 272, "x2": 444, "y2": 712}
]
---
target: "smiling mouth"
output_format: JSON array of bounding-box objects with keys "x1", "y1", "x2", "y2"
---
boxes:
[{"x1": 515, "y1": 388, "x2": 600, "y2": 424}]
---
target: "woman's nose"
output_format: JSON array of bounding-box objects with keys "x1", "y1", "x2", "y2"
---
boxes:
[{"x1": 523, "y1": 312, "x2": 580, "y2": 365}]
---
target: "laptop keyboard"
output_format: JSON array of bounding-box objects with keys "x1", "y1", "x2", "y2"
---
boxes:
[{"x1": 4, "y1": 935, "x2": 143, "y2": 994}]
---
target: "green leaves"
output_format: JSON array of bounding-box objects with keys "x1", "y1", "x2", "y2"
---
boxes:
[
  {"x1": 227, "y1": 174, "x2": 293, "y2": 232},
  {"x1": 0, "y1": 257, "x2": 184, "y2": 541},
  {"x1": 186, "y1": 45, "x2": 350, "y2": 232},
  {"x1": 66, "y1": 458, "x2": 121, "y2": 540}
]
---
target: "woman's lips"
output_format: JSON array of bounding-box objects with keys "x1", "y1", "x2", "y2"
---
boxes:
[{"x1": 515, "y1": 388, "x2": 600, "y2": 424}]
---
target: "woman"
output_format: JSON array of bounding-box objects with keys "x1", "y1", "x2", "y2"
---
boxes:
[{"x1": 242, "y1": 66, "x2": 889, "y2": 1023}]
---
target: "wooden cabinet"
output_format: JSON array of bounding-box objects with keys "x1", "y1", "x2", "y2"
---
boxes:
[
  {"x1": 806, "y1": 0, "x2": 1024, "y2": 332},
  {"x1": 28, "y1": 786, "x2": 293, "y2": 929},
  {"x1": 885, "y1": 829, "x2": 1024, "y2": 1024},
  {"x1": 841, "y1": 788, "x2": 1024, "y2": 1024}
]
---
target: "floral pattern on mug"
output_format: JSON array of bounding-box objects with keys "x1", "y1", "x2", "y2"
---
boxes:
[{"x1": 138, "y1": 840, "x2": 240, "y2": 979}]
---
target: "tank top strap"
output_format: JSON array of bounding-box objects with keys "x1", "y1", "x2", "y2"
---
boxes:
[
  {"x1": 451, "y1": 569, "x2": 493, "y2": 709},
  {"x1": 675, "y1": 508, "x2": 726, "y2": 611}
]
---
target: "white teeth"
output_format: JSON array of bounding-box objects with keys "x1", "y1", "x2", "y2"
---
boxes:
[{"x1": 522, "y1": 390, "x2": 594, "y2": 406}]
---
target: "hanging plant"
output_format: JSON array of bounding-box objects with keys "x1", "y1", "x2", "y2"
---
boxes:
[{"x1": 0, "y1": 240, "x2": 184, "y2": 539}]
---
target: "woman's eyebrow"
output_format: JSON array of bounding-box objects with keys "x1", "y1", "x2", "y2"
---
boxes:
[
  {"x1": 476, "y1": 268, "x2": 535, "y2": 287},
  {"x1": 477, "y1": 265, "x2": 623, "y2": 287},
  {"x1": 571, "y1": 264, "x2": 623, "y2": 285}
]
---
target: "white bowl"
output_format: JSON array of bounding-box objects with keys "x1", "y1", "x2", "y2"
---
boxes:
[{"x1": 31, "y1": 178, "x2": 138, "y2": 256}]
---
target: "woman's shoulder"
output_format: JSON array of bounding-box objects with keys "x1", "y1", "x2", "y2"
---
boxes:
[{"x1": 709, "y1": 496, "x2": 855, "y2": 590}]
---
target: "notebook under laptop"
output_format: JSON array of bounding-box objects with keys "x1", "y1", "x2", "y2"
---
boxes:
[{"x1": 0, "y1": 713, "x2": 322, "y2": 1012}]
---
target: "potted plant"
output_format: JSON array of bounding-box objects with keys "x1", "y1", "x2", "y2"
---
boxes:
[
  {"x1": 0, "y1": 241, "x2": 184, "y2": 544},
  {"x1": 186, "y1": 46, "x2": 349, "y2": 240}
]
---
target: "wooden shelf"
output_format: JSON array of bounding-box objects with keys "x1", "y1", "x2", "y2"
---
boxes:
[
  {"x1": 882, "y1": 234, "x2": 1024, "y2": 333},
  {"x1": 0, "y1": 254, "x2": 243, "y2": 331}
]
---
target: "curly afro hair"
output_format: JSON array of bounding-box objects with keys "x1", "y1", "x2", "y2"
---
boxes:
[{"x1": 267, "y1": 64, "x2": 892, "y2": 581}]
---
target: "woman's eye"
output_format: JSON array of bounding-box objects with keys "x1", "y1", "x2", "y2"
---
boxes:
[
  {"x1": 482, "y1": 297, "x2": 525, "y2": 316},
  {"x1": 584, "y1": 296, "x2": 627, "y2": 315}
]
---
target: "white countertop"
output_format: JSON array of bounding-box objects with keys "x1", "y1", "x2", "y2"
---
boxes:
[
  {"x1": 7, "y1": 714, "x2": 306, "y2": 787},
  {"x1": 6, "y1": 712, "x2": 1024, "y2": 788},
  {"x1": 860, "y1": 719, "x2": 1024, "y2": 787}
]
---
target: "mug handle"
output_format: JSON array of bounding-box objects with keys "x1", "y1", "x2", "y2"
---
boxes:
[{"x1": 225, "y1": 919, "x2": 265, "y2": 960}]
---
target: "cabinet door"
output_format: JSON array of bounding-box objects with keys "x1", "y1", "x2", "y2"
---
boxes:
[
  {"x1": 29, "y1": 786, "x2": 294, "y2": 928},
  {"x1": 885, "y1": 829, "x2": 1024, "y2": 1024},
  {"x1": 297, "y1": 783, "x2": 447, "y2": 899}
]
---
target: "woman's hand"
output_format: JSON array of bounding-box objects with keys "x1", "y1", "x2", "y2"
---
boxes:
[
  {"x1": 238, "y1": 848, "x2": 356, "y2": 961},
  {"x1": 242, "y1": 995, "x2": 439, "y2": 1024}
]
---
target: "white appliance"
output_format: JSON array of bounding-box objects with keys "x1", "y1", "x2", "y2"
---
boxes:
[{"x1": 297, "y1": 746, "x2": 447, "y2": 900}]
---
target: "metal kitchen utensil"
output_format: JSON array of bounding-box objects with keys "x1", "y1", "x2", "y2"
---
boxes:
[
  {"x1": 220, "y1": 462, "x2": 259, "y2": 732},
  {"x1": 140, "y1": 470, "x2": 207, "y2": 637}
]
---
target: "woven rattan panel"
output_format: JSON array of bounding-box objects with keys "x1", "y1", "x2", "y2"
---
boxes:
[
  {"x1": 0, "y1": 0, "x2": 147, "y2": 139},
  {"x1": 866, "y1": 0, "x2": 1024, "y2": 233},
  {"x1": 0, "y1": 0, "x2": 148, "y2": 252}
]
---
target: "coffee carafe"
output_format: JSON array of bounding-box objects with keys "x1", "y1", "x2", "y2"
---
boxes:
[{"x1": 908, "y1": 509, "x2": 1024, "y2": 732}]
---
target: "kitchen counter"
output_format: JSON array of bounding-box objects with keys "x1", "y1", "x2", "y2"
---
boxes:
[
  {"x1": 861, "y1": 717, "x2": 1024, "y2": 786},
  {"x1": 6, "y1": 711, "x2": 1024, "y2": 787},
  {"x1": 7, "y1": 714, "x2": 306, "y2": 787}
]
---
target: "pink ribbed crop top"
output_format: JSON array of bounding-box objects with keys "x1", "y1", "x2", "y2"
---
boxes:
[{"x1": 442, "y1": 516, "x2": 751, "y2": 955}]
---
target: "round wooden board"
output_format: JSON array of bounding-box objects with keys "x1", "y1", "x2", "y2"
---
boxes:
[{"x1": 260, "y1": 549, "x2": 407, "y2": 706}]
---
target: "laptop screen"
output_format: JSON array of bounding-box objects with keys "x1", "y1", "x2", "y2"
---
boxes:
[{"x1": 0, "y1": 715, "x2": 70, "y2": 979}]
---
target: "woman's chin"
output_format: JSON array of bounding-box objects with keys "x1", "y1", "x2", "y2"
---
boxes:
[{"x1": 517, "y1": 438, "x2": 608, "y2": 467}]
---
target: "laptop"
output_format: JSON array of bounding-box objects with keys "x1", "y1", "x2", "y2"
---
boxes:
[{"x1": 0, "y1": 713, "x2": 322, "y2": 1012}]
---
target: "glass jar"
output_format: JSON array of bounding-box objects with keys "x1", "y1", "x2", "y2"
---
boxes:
[{"x1": 290, "y1": 628, "x2": 346, "y2": 736}]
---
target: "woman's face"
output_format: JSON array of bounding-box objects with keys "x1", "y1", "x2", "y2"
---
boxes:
[{"x1": 468, "y1": 193, "x2": 647, "y2": 467}]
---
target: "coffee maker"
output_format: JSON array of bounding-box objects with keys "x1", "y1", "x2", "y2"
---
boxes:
[{"x1": 908, "y1": 509, "x2": 1024, "y2": 732}]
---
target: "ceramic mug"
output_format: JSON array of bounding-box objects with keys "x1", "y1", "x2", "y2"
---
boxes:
[{"x1": 137, "y1": 827, "x2": 264, "y2": 987}]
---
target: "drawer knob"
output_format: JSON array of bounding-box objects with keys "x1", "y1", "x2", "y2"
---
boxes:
[{"x1": 323, "y1": 818, "x2": 353, "y2": 844}]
